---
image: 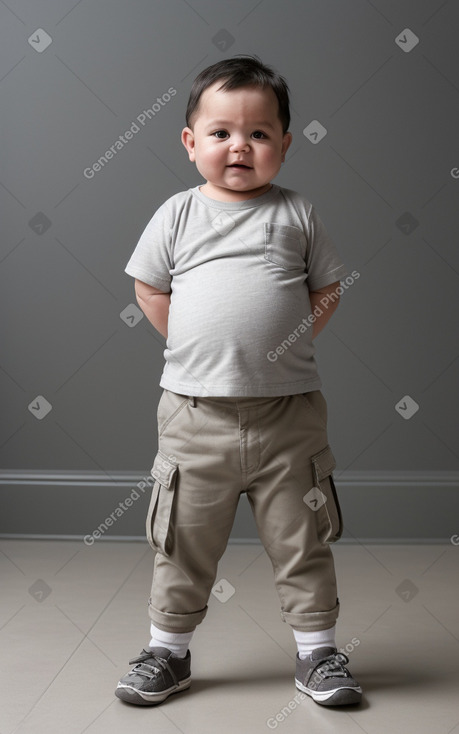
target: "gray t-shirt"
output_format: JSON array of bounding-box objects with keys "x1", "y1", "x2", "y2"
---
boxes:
[{"x1": 125, "y1": 184, "x2": 348, "y2": 397}]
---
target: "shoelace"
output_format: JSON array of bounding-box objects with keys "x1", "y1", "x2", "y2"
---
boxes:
[
  {"x1": 127, "y1": 649, "x2": 179, "y2": 686},
  {"x1": 314, "y1": 652, "x2": 351, "y2": 680}
]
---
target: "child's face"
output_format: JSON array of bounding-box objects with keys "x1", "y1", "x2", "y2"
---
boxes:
[{"x1": 181, "y1": 82, "x2": 292, "y2": 201}]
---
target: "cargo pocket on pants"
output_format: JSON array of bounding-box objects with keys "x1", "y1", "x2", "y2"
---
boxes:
[
  {"x1": 310, "y1": 445, "x2": 343, "y2": 543},
  {"x1": 146, "y1": 451, "x2": 178, "y2": 556}
]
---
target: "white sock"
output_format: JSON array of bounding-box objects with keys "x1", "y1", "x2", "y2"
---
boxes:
[
  {"x1": 149, "y1": 623, "x2": 194, "y2": 658},
  {"x1": 293, "y1": 625, "x2": 336, "y2": 660}
]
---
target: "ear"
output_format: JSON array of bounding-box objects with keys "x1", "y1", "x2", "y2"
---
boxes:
[
  {"x1": 181, "y1": 127, "x2": 196, "y2": 162},
  {"x1": 281, "y1": 131, "x2": 293, "y2": 162}
]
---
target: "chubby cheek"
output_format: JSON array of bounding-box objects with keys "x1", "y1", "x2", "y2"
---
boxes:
[
  {"x1": 194, "y1": 144, "x2": 218, "y2": 169},
  {"x1": 255, "y1": 145, "x2": 279, "y2": 162},
  {"x1": 205, "y1": 146, "x2": 226, "y2": 167}
]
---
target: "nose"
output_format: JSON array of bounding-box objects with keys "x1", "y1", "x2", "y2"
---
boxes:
[{"x1": 229, "y1": 135, "x2": 250, "y2": 152}]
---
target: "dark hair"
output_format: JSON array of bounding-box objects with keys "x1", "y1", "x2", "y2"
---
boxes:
[{"x1": 185, "y1": 55, "x2": 290, "y2": 133}]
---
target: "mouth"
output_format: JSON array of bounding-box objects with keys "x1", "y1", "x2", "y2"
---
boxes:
[{"x1": 227, "y1": 164, "x2": 253, "y2": 170}]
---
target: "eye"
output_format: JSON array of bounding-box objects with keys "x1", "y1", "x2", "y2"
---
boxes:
[
  {"x1": 252, "y1": 130, "x2": 266, "y2": 139},
  {"x1": 212, "y1": 130, "x2": 228, "y2": 139}
]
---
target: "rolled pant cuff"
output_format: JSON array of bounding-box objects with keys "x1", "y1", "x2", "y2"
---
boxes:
[
  {"x1": 281, "y1": 600, "x2": 340, "y2": 631},
  {"x1": 148, "y1": 602, "x2": 208, "y2": 633}
]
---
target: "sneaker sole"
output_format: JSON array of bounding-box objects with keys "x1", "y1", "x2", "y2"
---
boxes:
[
  {"x1": 295, "y1": 678, "x2": 362, "y2": 706},
  {"x1": 115, "y1": 676, "x2": 191, "y2": 705}
]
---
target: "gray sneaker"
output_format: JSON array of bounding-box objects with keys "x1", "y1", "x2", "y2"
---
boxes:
[
  {"x1": 115, "y1": 646, "x2": 191, "y2": 705},
  {"x1": 295, "y1": 647, "x2": 362, "y2": 706}
]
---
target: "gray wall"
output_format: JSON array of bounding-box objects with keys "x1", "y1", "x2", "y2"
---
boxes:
[{"x1": 1, "y1": 0, "x2": 458, "y2": 540}]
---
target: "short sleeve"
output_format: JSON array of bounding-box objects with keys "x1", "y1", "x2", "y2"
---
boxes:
[
  {"x1": 305, "y1": 206, "x2": 349, "y2": 290},
  {"x1": 124, "y1": 201, "x2": 173, "y2": 292}
]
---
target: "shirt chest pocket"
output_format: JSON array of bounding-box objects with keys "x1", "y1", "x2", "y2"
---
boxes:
[{"x1": 264, "y1": 223, "x2": 306, "y2": 271}]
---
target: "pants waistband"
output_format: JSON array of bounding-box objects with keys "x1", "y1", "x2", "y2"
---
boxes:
[{"x1": 184, "y1": 393, "x2": 301, "y2": 409}]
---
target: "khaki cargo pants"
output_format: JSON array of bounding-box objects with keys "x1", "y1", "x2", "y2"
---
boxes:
[{"x1": 146, "y1": 389, "x2": 343, "y2": 634}]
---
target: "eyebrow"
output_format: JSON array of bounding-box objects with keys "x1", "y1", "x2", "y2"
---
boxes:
[{"x1": 205, "y1": 120, "x2": 276, "y2": 129}]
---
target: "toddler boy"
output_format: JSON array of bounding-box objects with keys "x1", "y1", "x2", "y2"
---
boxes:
[{"x1": 116, "y1": 55, "x2": 362, "y2": 708}]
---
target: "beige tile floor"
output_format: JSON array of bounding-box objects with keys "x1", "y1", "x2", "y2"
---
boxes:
[{"x1": 1, "y1": 539, "x2": 458, "y2": 734}]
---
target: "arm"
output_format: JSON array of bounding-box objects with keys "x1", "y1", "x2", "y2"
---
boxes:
[
  {"x1": 309, "y1": 281, "x2": 340, "y2": 339},
  {"x1": 135, "y1": 279, "x2": 171, "y2": 339}
]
